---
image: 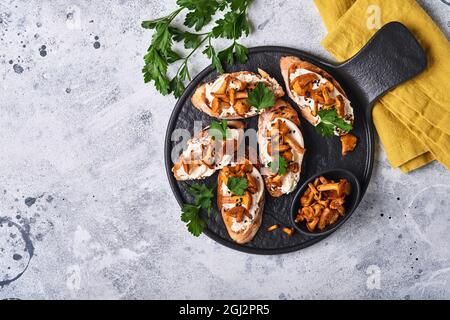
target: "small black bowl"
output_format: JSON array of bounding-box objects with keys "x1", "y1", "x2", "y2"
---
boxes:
[{"x1": 290, "y1": 169, "x2": 361, "y2": 237}]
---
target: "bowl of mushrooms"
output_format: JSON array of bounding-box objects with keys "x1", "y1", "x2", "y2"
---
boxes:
[{"x1": 290, "y1": 169, "x2": 361, "y2": 237}]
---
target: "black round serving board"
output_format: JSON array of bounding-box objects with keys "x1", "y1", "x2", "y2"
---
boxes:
[
  {"x1": 164, "y1": 46, "x2": 372, "y2": 254},
  {"x1": 164, "y1": 23, "x2": 427, "y2": 254}
]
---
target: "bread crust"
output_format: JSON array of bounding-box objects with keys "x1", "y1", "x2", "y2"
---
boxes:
[
  {"x1": 191, "y1": 71, "x2": 285, "y2": 119},
  {"x1": 217, "y1": 162, "x2": 265, "y2": 244},
  {"x1": 280, "y1": 56, "x2": 347, "y2": 126},
  {"x1": 191, "y1": 83, "x2": 213, "y2": 116}
]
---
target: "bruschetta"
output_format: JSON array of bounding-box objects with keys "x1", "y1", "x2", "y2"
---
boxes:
[
  {"x1": 217, "y1": 160, "x2": 265, "y2": 244},
  {"x1": 258, "y1": 100, "x2": 305, "y2": 197},
  {"x1": 280, "y1": 56, "x2": 354, "y2": 136},
  {"x1": 172, "y1": 121, "x2": 245, "y2": 180},
  {"x1": 191, "y1": 69, "x2": 285, "y2": 119}
]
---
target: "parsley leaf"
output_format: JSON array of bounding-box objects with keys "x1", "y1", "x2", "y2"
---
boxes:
[
  {"x1": 141, "y1": 20, "x2": 159, "y2": 29},
  {"x1": 211, "y1": 8, "x2": 250, "y2": 66},
  {"x1": 170, "y1": 63, "x2": 190, "y2": 98},
  {"x1": 247, "y1": 83, "x2": 276, "y2": 110},
  {"x1": 178, "y1": 0, "x2": 221, "y2": 31},
  {"x1": 218, "y1": 43, "x2": 235, "y2": 65},
  {"x1": 181, "y1": 183, "x2": 215, "y2": 237},
  {"x1": 315, "y1": 109, "x2": 353, "y2": 137},
  {"x1": 172, "y1": 30, "x2": 202, "y2": 49},
  {"x1": 227, "y1": 176, "x2": 248, "y2": 196},
  {"x1": 152, "y1": 22, "x2": 173, "y2": 53},
  {"x1": 218, "y1": 41, "x2": 249, "y2": 66},
  {"x1": 209, "y1": 120, "x2": 228, "y2": 140},
  {"x1": 142, "y1": 47, "x2": 171, "y2": 95},
  {"x1": 212, "y1": 11, "x2": 250, "y2": 40},
  {"x1": 231, "y1": 0, "x2": 252, "y2": 11},
  {"x1": 169, "y1": 76, "x2": 186, "y2": 99},
  {"x1": 234, "y1": 42, "x2": 249, "y2": 64},
  {"x1": 203, "y1": 44, "x2": 224, "y2": 73},
  {"x1": 183, "y1": 32, "x2": 202, "y2": 49},
  {"x1": 142, "y1": 19, "x2": 181, "y2": 96},
  {"x1": 188, "y1": 184, "x2": 214, "y2": 215},
  {"x1": 181, "y1": 204, "x2": 205, "y2": 237},
  {"x1": 268, "y1": 156, "x2": 288, "y2": 175}
]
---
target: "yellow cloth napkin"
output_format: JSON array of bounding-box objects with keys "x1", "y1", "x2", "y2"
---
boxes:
[{"x1": 314, "y1": 0, "x2": 450, "y2": 172}]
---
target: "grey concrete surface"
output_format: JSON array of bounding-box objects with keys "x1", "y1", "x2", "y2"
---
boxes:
[{"x1": 0, "y1": 0, "x2": 449, "y2": 299}]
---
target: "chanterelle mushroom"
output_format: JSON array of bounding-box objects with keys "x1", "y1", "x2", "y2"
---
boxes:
[
  {"x1": 340, "y1": 134, "x2": 358, "y2": 156},
  {"x1": 295, "y1": 175, "x2": 352, "y2": 232}
]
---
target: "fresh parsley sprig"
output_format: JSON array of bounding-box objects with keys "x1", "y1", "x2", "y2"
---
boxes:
[
  {"x1": 142, "y1": 0, "x2": 252, "y2": 98},
  {"x1": 188, "y1": 184, "x2": 214, "y2": 214},
  {"x1": 180, "y1": 183, "x2": 215, "y2": 237},
  {"x1": 227, "y1": 176, "x2": 248, "y2": 196},
  {"x1": 247, "y1": 83, "x2": 276, "y2": 111},
  {"x1": 315, "y1": 109, "x2": 353, "y2": 137},
  {"x1": 181, "y1": 204, "x2": 206, "y2": 237},
  {"x1": 268, "y1": 156, "x2": 288, "y2": 175},
  {"x1": 209, "y1": 119, "x2": 228, "y2": 140}
]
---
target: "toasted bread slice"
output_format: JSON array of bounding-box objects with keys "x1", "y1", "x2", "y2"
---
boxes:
[
  {"x1": 258, "y1": 100, "x2": 305, "y2": 197},
  {"x1": 217, "y1": 160, "x2": 265, "y2": 244},
  {"x1": 191, "y1": 69, "x2": 285, "y2": 119},
  {"x1": 172, "y1": 121, "x2": 245, "y2": 181},
  {"x1": 280, "y1": 56, "x2": 354, "y2": 135}
]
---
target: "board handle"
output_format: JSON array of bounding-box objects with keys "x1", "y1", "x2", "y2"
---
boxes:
[{"x1": 335, "y1": 22, "x2": 427, "y2": 108}]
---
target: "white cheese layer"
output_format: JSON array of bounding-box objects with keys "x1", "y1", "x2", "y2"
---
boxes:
[
  {"x1": 289, "y1": 68, "x2": 354, "y2": 132},
  {"x1": 175, "y1": 128, "x2": 240, "y2": 180},
  {"x1": 260, "y1": 118, "x2": 304, "y2": 194}
]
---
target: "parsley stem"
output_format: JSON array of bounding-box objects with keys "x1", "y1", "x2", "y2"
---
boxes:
[
  {"x1": 208, "y1": 34, "x2": 213, "y2": 48},
  {"x1": 175, "y1": 34, "x2": 211, "y2": 81},
  {"x1": 145, "y1": 7, "x2": 183, "y2": 25},
  {"x1": 166, "y1": 7, "x2": 184, "y2": 23},
  {"x1": 186, "y1": 34, "x2": 211, "y2": 60}
]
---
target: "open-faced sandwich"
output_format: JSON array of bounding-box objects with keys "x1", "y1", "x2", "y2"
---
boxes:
[
  {"x1": 280, "y1": 56, "x2": 354, "y2": 131},
  {"x1": 281, "y1": 56, "x2": 357, "y2": 155},
  {"x1": 258, "y1": 100, "x2": 305, "y2": 197},
  {"x1": 217, "y1": 160, "x2": 265, "y2": 244},
  {"x1": 191, "y1": 69, "x2": 285, "y2": 119},
  {"x1": 172, "y1": 120, "x2": 244, "y2": 180}
]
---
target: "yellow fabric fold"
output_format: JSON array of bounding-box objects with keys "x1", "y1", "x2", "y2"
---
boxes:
[
  {"x1": 314, "y1": 0, "x2": 356, "y2": 31},
  {"x1": 371, "y1": 104, "x2": 428, "y2": 168},
  {"x1": 314, "y1": 0, "x2": 450, "y2": 172},
  {"x1": 399, "y1": 152, "x2": 435, "y2": 173}
]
